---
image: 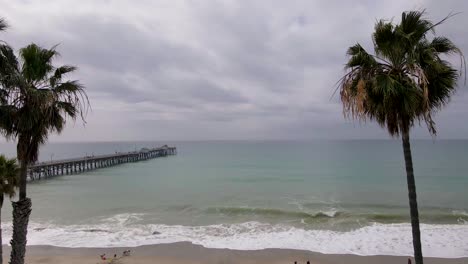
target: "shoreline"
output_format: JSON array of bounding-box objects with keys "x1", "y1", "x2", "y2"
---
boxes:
[
  {"x1": 4, "y1": 220, "x2": 467, "y2": 258},
  {"x1": 3, "y1": 242, "x2": 467, "y2": 264}
]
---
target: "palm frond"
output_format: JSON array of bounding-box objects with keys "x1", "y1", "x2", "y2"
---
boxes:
[
  {"x1": 398, "y1": 10, "x2": 434, "y2": 41},
  {"x1": 19, "y1": 44, "x2": 59, "y2": 84},
  {"x1": 373, "y1": 20, "x2": 398, "y2": 60},
  {"x1": 431, "y1": 37, "x2": 459, "y2": 54},
  {"x1": 0, "y1": 18, "x2": 8, "y2": 32},
  {"x1": 0, "y1": 154, "x2": 19, "y2": 200},
  {"x1": 50, "y1": 65, "x2": 77, "y2": 87},
  {"x1": 346, "y1": 43, "x2": 377, "y2": 69},
  {"x1": 0, "y1": 44, "x2": 19, "y2": 82}
]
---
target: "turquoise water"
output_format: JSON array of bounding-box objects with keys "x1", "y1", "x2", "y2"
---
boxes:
[{"x1": 0, "y1": 140, "x2": 467, "y2": 256}]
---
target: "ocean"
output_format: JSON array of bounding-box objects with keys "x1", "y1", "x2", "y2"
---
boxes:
[{"x1": 0, "y1": 140, "x2": 467, "y2": 257}]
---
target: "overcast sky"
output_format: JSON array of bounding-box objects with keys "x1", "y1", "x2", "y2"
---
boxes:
[{"x1": 1, "y1": 0, "x2": 467, "y2": 141}]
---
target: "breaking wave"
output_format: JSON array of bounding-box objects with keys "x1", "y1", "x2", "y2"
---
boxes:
[{"x1": 2, "y1": 213, "x2": 467, "y2": 258}]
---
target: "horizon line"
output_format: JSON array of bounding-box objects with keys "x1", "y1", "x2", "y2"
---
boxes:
[{"x1": 2, "y1": 138, "x2": 468, "y2": 144}]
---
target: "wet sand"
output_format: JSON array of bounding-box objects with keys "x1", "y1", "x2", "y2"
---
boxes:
[{"x1": 2, "y1": 242, "x2": 466, "y2": 264}]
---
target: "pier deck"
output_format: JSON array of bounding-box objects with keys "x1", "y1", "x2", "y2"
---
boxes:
[{"x1": 27, "y1": 145, "x2": 176, "y2": 181}]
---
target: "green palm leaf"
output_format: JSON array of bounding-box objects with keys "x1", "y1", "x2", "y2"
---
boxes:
[
  {"x1": 339, "y1": 10, "x2": 464, "y2": 137},
  {"x1": 0, "y1": 18, "x2": 7, "y2": 32}
]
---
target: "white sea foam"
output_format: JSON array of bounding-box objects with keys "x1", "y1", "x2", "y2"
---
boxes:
[
  {"x1": 453, "y1": 210, "x2": 468, "y2": 224},
  {"x1": 2, "y1": 214, "x2": 467, "y2": 258},
  {"x1": 320, "y1": 208, "x2": 339, "y2": 217},
  {"x1": 99, "y1": 213, "x2": 147, "y2": 225},
  {"x1": 453, "y1": 210, "x2": 468, "y2": 216}
]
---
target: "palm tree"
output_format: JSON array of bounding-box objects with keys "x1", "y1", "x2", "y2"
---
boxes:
[
  {"x1": 0, "y1": 18, "x2": 7, "y2": 32},
  {"x1": 0, "y1": 43, "x2": 88, "y2": 264},
  {"x1": 0, "y1": 155, "x2": 19, "y2": 264},
  {"x1": 338, "y1": 11, "x2": 464, "y2": 264},
  {"x1": 0, "y1": 19, "x2": 13, "y2": 264}
]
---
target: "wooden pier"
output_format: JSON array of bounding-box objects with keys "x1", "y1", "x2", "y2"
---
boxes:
[{"x1": 27, "y1": 145, "x2": 176, "y2": 181}]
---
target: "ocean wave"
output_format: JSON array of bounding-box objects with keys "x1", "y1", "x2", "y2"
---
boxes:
[
  {"x1": 98, "y1": 213, "x2": 147, "y2": 225},
  {"x1": 206, "y1": 207, "x2": 341, "y2": 219},
  {"x1": 453, "y1": 210, "x2": 468, "y2": 216},
  {"x1": 205, "y1": 206, "x2": 468, "y2": 224},
  {"x1": 76, "y1": 229, "x2": 113, "y2": 233},
  {"x1": 1, "y1": 219, "x2": 467, "y2": 258},
  {"x1": 369, "y1": 212, "x2": 468, "y2": 224}
]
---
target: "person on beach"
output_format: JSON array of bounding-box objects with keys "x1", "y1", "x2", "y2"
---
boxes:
[{"x1": 98, "y1": 250, "x2": 132, "y2": 263}]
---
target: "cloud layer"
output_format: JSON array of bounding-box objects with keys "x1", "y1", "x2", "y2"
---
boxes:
[{"x1": 1, "y1": 0, "x2": 467, "y2": 141}]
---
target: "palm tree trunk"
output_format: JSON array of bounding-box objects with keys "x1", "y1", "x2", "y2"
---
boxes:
[
  {"x1": 0, "y1": 195, "x2": 3, "y2": 264},
  {"x1": 9, "y1": 161, "x2": 31, "y2": 264},
  {"x1": 402, "y1": 131, "x2": 423, "y2": 264},
  {"x1": 17, "y1": 161, "x2": 27, "y2": 201}
]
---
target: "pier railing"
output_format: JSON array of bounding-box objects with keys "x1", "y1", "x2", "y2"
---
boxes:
[{"x1": 27, "y1": 145, "x2": 176, "y2": 181}]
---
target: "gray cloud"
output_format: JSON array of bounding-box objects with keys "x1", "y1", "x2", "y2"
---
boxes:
[{"x1": 0, "y1": 0, "x2": 467, "y2": 141}]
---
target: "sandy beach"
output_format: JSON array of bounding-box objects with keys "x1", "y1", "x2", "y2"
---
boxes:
[{"x1": 3, "y1": 242, "x2": 466, "y2": 264}]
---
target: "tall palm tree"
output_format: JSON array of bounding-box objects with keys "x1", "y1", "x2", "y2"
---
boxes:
[
  {"x1": 0, "y1": 155, "x2": 19, "y2": 264},
  {"x1": 338, "y1": 11, "x2": 464, "y2": 264},
  {"x1": 0, "y1": 18, "x2": 13, "y2": 264},
  {"x1": 0, "y1": 20, "x2": 15, "y2": 264},
  {"x1": 0, "y1": 43, "x2": 88, "y2": 264}
]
